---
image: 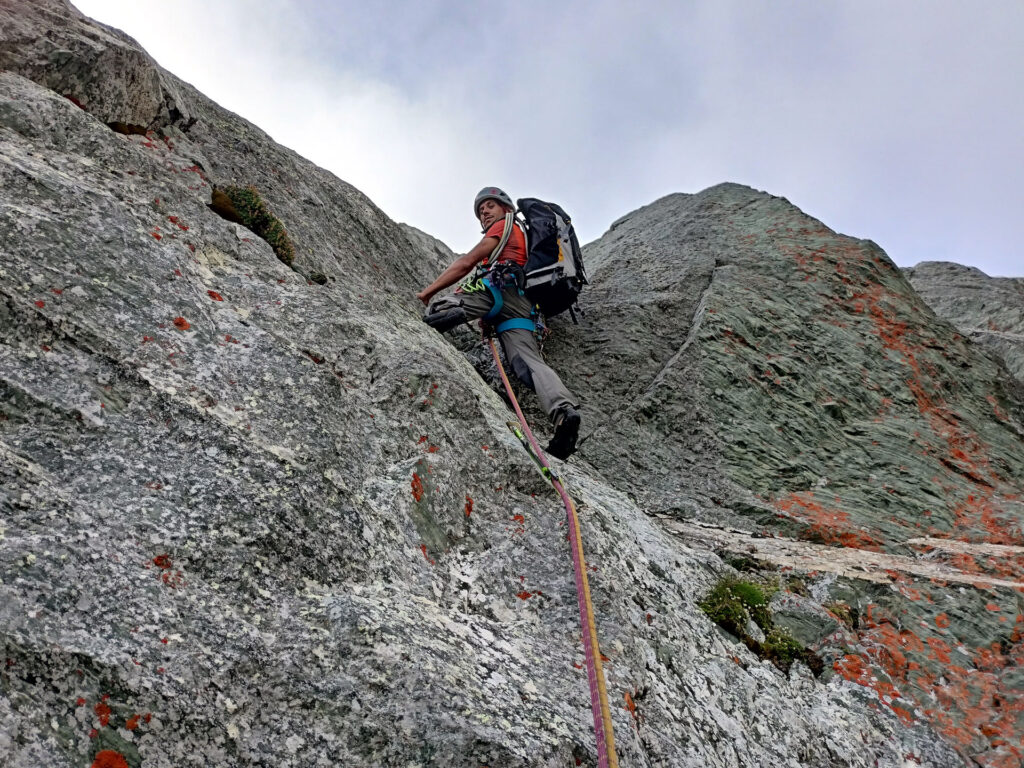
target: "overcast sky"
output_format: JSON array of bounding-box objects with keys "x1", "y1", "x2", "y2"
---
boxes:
[{"x1": 73, "y1": 0, "x2": 1023, "y2": 276}]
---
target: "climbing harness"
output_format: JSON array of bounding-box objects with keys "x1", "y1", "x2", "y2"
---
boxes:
[
  {"x1": 467, "y1": 265, "x2": 528, "y2": 325},
  {"x1": 458, "y1": 210, "x2": 523, "y2": 302},
  {"x1": 487, "y1": 336, "x2": 619, "y2": 768},
  {"x1": 495, "y1": 317, "x2": 536, "y2": 334}
]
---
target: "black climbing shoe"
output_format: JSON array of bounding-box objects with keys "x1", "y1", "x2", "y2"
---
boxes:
[
  {"x1": 547, "y1": 406, "x2": 581, "y2": 460},
  {"x1": 423, "y1": 305, "x2": 468, "y2": 333}
]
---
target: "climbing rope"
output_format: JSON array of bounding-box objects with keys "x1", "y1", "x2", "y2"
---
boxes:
[{"x1": 487, "y1": 336, "x2": 619, "y2": 768}]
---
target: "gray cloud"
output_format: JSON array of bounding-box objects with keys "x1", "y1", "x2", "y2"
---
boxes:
[{"x1": 74, "y1": 0, "x2": 1024, "y2": 275}]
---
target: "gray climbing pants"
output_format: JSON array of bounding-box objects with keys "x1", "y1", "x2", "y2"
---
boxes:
[{"x1": 426, "y1": 288, "x2": 577, "y2": 420}]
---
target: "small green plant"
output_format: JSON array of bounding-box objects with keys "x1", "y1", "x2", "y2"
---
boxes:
[
  {"x1": 729, "y1": 579, "x2": 773, "y2": 628},
  {"x1": 699, "y1": 581, "x2": 750, "y2": 638},
  {"x1": 700, "y1": 575, "x2": 822, "y2": 676},
  {"x1": 212, "y1": 185, "x2": 296, "y2": 267},
  {"x1": 761, "y1": 628, "x2": 804, "y2": 669},
  {"x1": 699, "y1": 576, "x2": 771, "y2": 637}
]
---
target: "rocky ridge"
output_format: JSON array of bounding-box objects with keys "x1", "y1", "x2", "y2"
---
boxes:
[
  {"x1": 1, "y1": 2, "x2": 1022, "y2": 768},
  {"x1": 905, "y1": 260, "x2": 1024, "y2": 383}
]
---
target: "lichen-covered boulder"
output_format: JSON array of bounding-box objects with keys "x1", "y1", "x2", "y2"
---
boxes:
[{"x1": 0, "y1": 0, "x2": 194, "y2": 132}]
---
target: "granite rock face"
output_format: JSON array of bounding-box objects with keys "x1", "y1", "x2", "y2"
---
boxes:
[
  {"x1": 1, "y1": 3, "x2": 1021, "y2": 768},
  {"x1": 905, "y1": 260, "x2": 1024, "y2": 383}
]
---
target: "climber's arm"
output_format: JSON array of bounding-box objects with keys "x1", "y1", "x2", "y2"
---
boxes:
[{"x1": 417, "y1": 236, "x2": 498, "y2": 305}]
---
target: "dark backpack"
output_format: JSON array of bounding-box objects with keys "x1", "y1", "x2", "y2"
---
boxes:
[{"x1": 516, "y1": 198, "x2": 587, "y2": 319}]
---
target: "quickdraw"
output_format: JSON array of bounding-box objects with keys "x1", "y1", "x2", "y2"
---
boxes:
[
  {"x1": 487, "y1": 337, "x2": 619, "y2": 768},
  {"x1": 505, "y1": 420, "x2": 557, "y2": 485}
]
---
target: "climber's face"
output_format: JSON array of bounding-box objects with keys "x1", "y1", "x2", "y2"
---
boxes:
[{"x1": 477, "y1": 198, "x2": 509, "y2": 230}]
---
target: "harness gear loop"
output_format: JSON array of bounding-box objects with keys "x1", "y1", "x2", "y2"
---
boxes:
[
  {"x1": 487, "y1": 338, "x2": 619, "y2": 768},
  {"x1": 476, "y1": 264, "x2": 526, "y2": 324},
  {"x1": 481, "y1": 278, "x2": 504, "y2": 322}
]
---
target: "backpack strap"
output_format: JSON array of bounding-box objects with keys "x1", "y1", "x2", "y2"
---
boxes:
[{"x1": 517, "y1": 212, "x2": 529, "y2": 261}]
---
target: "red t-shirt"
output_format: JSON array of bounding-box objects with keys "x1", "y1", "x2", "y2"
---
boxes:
[{"x1": 483, "y1": 219, "x2": 527, "y2": 267}]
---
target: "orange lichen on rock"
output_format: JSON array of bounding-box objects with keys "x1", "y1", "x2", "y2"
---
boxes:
[
  {"x1": 93, "y1": 700, "x2": 111, "y2": 727},
  {"x1": 624, "y1": 691, "x2": 637, "y2": 722},
  {"x1": 836, "y1": 591, "x2": 1024, "y2": 764},
  {"x1": 410, "y1": 472, "x2": 425, "y2": 502},
  {"x1": 419, "y1": 544, "x2": 434, "y2": 565},
  {"x1": 813, "y1": 254, "x2": 1024, "y2": 563},
  {"x1": 774, "y1": 491, "x2": 882, "y2": 549},
  {"x1": 91, "y1": 752, "x2": 129, "y2": 768},
  {"x1": 834, "y1": 653, "x2": 868, "y2": 684}
]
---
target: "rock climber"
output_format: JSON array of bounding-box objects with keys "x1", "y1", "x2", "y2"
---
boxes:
[{"x1": 417, "y1": 187, "x2": 581, "y2": 459}]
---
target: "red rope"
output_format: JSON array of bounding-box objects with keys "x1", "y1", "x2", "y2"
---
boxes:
[{"x1": 487, "y1": 337, "x2": 618, "y2": 768}]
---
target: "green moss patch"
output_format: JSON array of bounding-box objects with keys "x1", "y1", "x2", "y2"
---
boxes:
[
  {"x1": 700, "y1": 575, "x2": 822, "y2": 675},
  {"x1": 699, "y1": 576, "x2": 772, "y2": 635},
  {"x1": 211, "y1": 185, "x2": 296, "y2": 266}
]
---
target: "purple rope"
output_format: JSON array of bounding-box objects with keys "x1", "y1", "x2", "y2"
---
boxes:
[{"x1": 488, "y1": 338, "x2": 610, "y2": 768}]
